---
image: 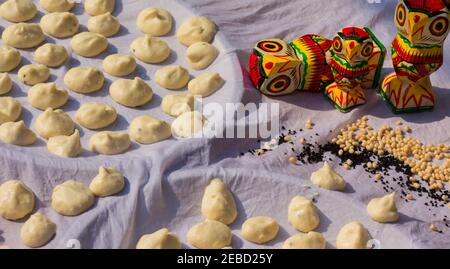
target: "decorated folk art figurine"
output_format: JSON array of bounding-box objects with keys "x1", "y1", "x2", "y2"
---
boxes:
[
  {"x1": 249, "y1": 27, "x2": 386, "y2": 112},
  {"x1": 381, "y1": 0, "x2": 450, "y2": 113}
]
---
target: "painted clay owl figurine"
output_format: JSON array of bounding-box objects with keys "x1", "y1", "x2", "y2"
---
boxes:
[
  {"x1": 325, "y1": 27, "x2": 376, "y2": 112},
  {"x1": 249, "y1": 28, "x2": 386, "y2": 112},
  {"x1": 381, "y1": 0, "x2": 450, "y2": 113}
]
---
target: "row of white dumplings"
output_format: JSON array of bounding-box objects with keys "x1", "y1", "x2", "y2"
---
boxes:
[
  {"x1": 0, "y1": 166, "x2": 125, "y2": 248},
  {"x1": 0, "y1": 0, "x2": 225, "y2": 156}
]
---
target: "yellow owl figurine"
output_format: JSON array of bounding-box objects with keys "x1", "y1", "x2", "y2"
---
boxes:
[{"x1": 381, "y1": 0, "x2": 450, "y2": 113}]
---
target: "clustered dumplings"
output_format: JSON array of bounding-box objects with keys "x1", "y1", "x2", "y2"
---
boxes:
[
  {"x1": 34, "y1": 44, "x2": 68, "y2": 68},
  {"x1": 47, "y1": 130, "x2": 82, "y2": 158},
  {"x1": 75, "y1": 102, "x2": 117, "y2": 130},
  {"x1": 102, "y1": 54, "x2": 136, "y2": 77},
  {"x1": 64, "y1": 67, "x2": 105, "y2": 93},
  {"x1": 137, "y1": 8, "x2": 173, "y2": 36},
  {"x1": 89, "y1": 166, "x2": 125, "y2": 197},
  {"x1": 188, "y1": 72, "x2": 224, "y2": 97},
  {"x1": 0, "y1": 97, "x2": 22, "y2": 124},
  {"x1": 0, "y1": 180, "x2": 35, "y2": 220},
  {"x1": 39, "y1": 0, "x2": 74, "y2": 12},
  {"x1": 0, "y1": 73, "x2": 13, "y2": 95},
  {"x1": 241, "y1": 216, "x2": 279, "y2": 244},
  {"x1": 18, "y1": 64, "x2": 50, "y2": 86},
  {"x1": 130, "y1": 36, "x2": 170, "y2": 64},
  {"x1": 0, "y1": 46, "x2": 21, "y2": 72},
  {"x1": 155, "y1": 65, "x2": 190, "y2": 90},
  {"x1": 84, "y1": 0, "x2": 115, "y2": 16},
  {"x1": 161, "y1": 93, "x2": 194, "y2": 117},
  {"x1": 310, "y1": 161, "x2": 346, "y2": 191},
  {"x1": 187, "y1": 220, "x2": 232, "y2": 249},
  {"x1": 288, "y1": 196, "x2": 320, "y2": 233},
  {"x1": 129, "y1": 115, "x2": 171, "y2": 145},
  {"x1": 186, "y1": 42, "x2": 219, "y2": 70},
  {"x1": 20, "y1": 213, "x2": 57, "y2": 248},
  {"x1": 367, "y1": 193, "x2": 399, "y2": 223},
  {"x1": 177, "y1": 16, "x2": 217, "y2": 46},
  {"x1": 136, "y1": 228, "x2": 181, "y2": 249},
  {"x1": 0, "y1": 121, "x2": 36, "y2": 146},
  {"x1": 51, "y1": 180, "x2": 95, "y2": 216},
  {"x1": 35, "y1": 108, "x2": 75, "y2": 139},
  {"x1": 2, "y1": 23, "x2": 45, "y2": 49},
  {"x1": 40, "y1": 12, "x2": 79, "y2": 38},
  {"x1": 201, "y1": 178, "x2": 237, "y2": 225},
  {"x1": 89, "y1": 131, "x2": 131, "y2": 155},
  {"x1": 109, "y1": 77, "x2": 153, "y2": 107},
  {"x1": 87, "y1": 13, "x2": 121, "y2": 37},
  {"x1": 28, "y1": 83, "x2": 69, "y2": 110},
  {"x1": 0, "y1": 0, "x2": 37, "y2": 23},
  {"x1": 71, "y1": 32, "x2": 108, "y2": 57}
]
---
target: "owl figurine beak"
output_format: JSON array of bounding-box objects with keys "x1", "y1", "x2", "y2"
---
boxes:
[
  {"x1": 407, "y1": 12, "x2": 428, "y2": 45},
  {"x1": 344, "y1": 40, "x2": 362, "y2": 64}
]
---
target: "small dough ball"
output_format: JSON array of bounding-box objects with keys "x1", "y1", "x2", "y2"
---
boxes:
[
  {"x1": 0, "y1": 97, "x2": 21, "y2": 124},
  {"x1": 136, "y1": 228, "x2": 181, "y2": 249},
  {"x1": 188, "y1": 72, "x2": 224, "y2": 97},
  {"x1": 0, "y1": 121, "x2": 36, "y2": 146},
  {"x1": 18, "y1": 64, "x2": 50, "y2": 86},
  {"x1": 75, "y1": 102, "x2": 117, "y2": 130},
  {"x1": 161, "y1": 93, "x2": 194, "y2": 117},
  {"x1": 89, "y1": 131, "x2": 131, "y2": 155},
  {"x1": 64, "y1": 67, "x2": 104, "y2": 93},
  {"x1": 109, "y1": 77, "x2": 153, "y2": 107},
  {"x1": 28, "y1": 83, "x2": 69, "y2": 110},
  {"x1": 40, "y1": 12, "x2": 79, "y2": 38},
  {"x1": 201, "y1": 178, "x2": 237, "y2": 225},
  {"x1": 0, "y1": 0, "x2": 37, "y2": 23},
  {"x1": 84, "y1": 0, "x2": 115, "y2": 16},
  {"x1": 0, "y1": 73, "x2": 13, "y2": 95},
  {"x1": 282, "y1": 232, "x2": 326, "y2": 249},
  {"x1": 87, "y1": 12, "x2": 120, "y2": 37},
  {"x1": 40, "y1": 0, "x2": 74, "y2": 12},
  {"x1": 129, "y1": 115, "x2": 171, "y2": 145},
  {"x1": 20, "y1": 213, "x2": 57, "y2": 248},
  {"x1": 310, "y1": 161, "x2": 346, "y2": 191},
  {"x1": 89, "y1": 166, "x2": 124, "y2": 197},
  {"x1": 336, "y1": 222, "x2": 370, "y2": 249},
  {"x1": 0, "y1": 180, "x2": 35, "y2": 220},
  {"x1": 171, "y1": 111, "x2": 207, "y2": 139},
  {"x1": 186, "y1": 42, "x2": 219, "y2": 70},
  {"x1": 367, "y1": 193, "x2": 399, "y2": 223},
  {"x1": 288, "y1": 196, "x2": 320, "y2": 233},
  {"x1": 71, "y1": 32, "x2": 108, "y2": 57},
  {"x1": 47, "y1": 129, "x2": 82, "y2": 158},
  {"x1": 102, "y1": 54, "x2": 136, "y2": 77},
  {"x1": 136, "y1": 8, "x2": 173, "y2": 36},
  {"x1": 187, "y1": 220, "x2": 232, "y2": 249},
  {"x1": 241, "y1": 216, "x2": 279, "y2": 244},
  {"x1": 2, "y1": 23, "x2": 45, "y2": 49},
  {"x1": 35, "y1": 108, "x2": 75, "y2": 139},
  {"x1": 51, "y1": 180, "x2": 95, "y2": 216},
  {"x1": 34, "y1": 44, "x2": 68, "y2": 68},
  {"x1": 177, "y1": 16, "x2": 217, "y2": 46},
  {"x1": 130, "y1": 36, "x2": 170, "y2": 64},
  {"x1": 155, "y1": 65, "x2": 189, "y2": 90},
  {"x1": 0, "y1": 46, "x2": 21, "y2": 72}
]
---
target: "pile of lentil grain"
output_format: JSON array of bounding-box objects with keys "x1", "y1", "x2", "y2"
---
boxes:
[{"x1": 242, "y1": 116, "x2": 450, "y2": 232}]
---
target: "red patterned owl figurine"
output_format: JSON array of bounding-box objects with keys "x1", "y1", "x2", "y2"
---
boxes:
[{"x1": 380, "y1": 0, "x2": 450, "y2": 113}]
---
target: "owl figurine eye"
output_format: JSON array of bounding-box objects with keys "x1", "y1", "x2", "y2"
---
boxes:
[
  {"x1": 396, "y1": 3, "x2": 407, "y2": 26},
  {"x1": 361, "y1": 41, "x2": 374, "y2": 57},
  {"x1": 332, "y1": 36, "x2": 343, "y2": 52},
  {"x1": 429, "y1": 16, "x2": 449, "y2": 36}
]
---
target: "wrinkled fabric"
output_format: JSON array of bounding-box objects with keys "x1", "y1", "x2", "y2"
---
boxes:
[{"x1": 1, "y1": 0, "x2": 450, "y2": 249}]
